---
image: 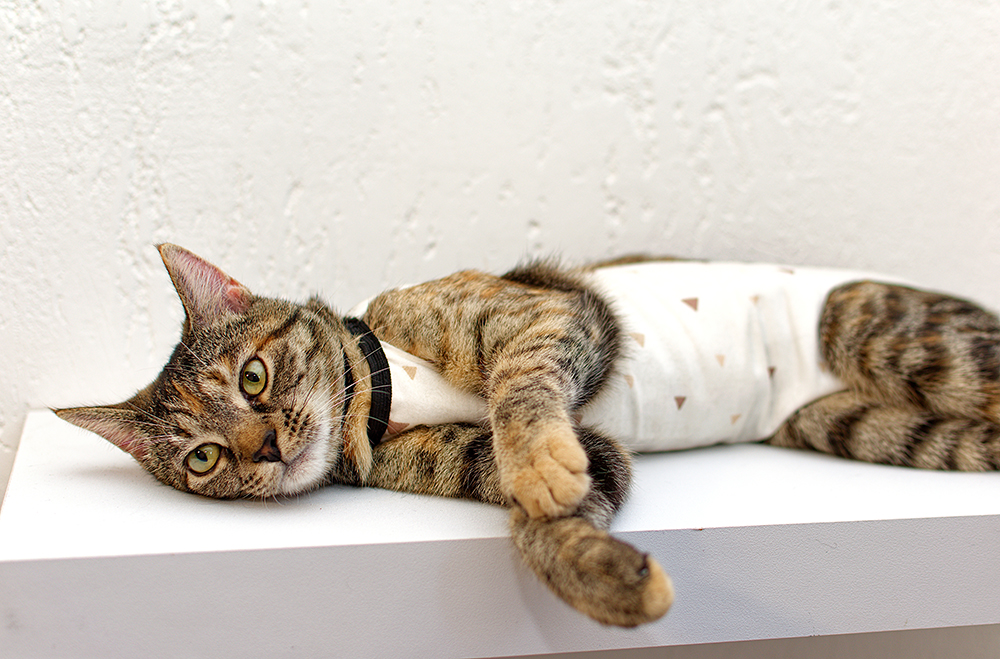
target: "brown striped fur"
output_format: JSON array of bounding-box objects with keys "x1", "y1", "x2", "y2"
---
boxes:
[
  {"x1": 56, "y1": 246, "x2": 1000, "y2": 628},
  {"x1": 769, "y1": 281, "x2": 1000, "y2": 470}
]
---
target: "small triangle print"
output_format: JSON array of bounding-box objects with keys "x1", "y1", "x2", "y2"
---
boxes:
[
  {"x1": 682, "y1": 298, "x2": 699, "y2": 311},
  {"x1": 675, "y1": 396, "x2": 686, "y2": 410},
  {"x1": 715, "y1": 354, "x2": 726, "y2": 367},
  {"x1": 750, "y1": 295, "x2": 760, "y2": 305},
  {"x1": 768, "y1": 366, "x2": 776, "y2": 378},
  {"x1": 624, "y1": 374, "x2": 635, "y2": 388},
  {"x1": 629, "y1": 332, "x2": 646, "y2": 347},
  {"x1": 731, "y1": 414, "x2": 742, "y2": 425},
  {"x1": 403, "y1": 366, "x2": 418, "y2": 380}
]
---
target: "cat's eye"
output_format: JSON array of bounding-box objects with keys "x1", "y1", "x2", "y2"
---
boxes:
[
  {"x1": 241, "y1": 358, "x2": 267, "y2": 396},
  {"x1": 186, "y1": 443, "x2": 221, "y2": 475}
]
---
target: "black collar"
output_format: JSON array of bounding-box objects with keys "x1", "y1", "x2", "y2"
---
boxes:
[{"x1": 341, "y1": 317, "x2": 392, "y2": 448}]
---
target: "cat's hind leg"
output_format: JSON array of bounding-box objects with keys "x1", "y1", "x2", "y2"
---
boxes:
[
  {"x1": 768, "y1": 390, "x2": 1000, "y2": 470},
  {"x1": 820, "y1": 281, "x2": 1000, "y2": 423},
  {"x1": 784, "y1": 281, "x2": 1000, "y2": 469}
]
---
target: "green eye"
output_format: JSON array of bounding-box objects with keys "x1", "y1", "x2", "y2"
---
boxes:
[
  {"x1": 186, "y1": 443, "x2": 221, "y2": 475},
  {"x1": 241, "y1": 358, "x2": 267, "y2": 396}
]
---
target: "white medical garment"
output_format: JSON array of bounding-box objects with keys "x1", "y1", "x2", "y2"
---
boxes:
[{"x1": 352, "y1": 262, "x2": 895, "y2": 452}]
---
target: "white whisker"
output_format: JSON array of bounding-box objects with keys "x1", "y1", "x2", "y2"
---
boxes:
[{"x1": 178, "y1": 340, "x2": 209, "y2": 369}]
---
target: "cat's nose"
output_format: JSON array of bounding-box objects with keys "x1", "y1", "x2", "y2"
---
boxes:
[{"x1": 252, "y1": 429, "x2": 282, "y2": 463}]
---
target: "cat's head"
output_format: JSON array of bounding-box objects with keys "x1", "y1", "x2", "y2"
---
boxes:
[{"x1": 56, "y1": 244, "x2": 368, "y2": 499}]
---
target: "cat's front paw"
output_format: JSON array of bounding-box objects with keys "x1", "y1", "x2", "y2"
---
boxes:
[
  {"x1": 501, "y1": 426, "x2": 591, "y2": 518},
  {"x1": 510, "y1": 509, "x2": 674, "y2": 627}
]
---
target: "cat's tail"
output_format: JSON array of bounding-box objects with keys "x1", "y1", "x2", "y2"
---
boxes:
[
  {"x1": 510, "y1": 507, "x2": 673, "y2": 627},
  {"x1": 508, "y1": 426, "x2": 673, "y2": 627}
]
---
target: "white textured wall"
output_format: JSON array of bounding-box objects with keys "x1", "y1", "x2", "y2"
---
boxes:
[{"x1": 2, "y1": 2, "x2": 999, "y2": 656}]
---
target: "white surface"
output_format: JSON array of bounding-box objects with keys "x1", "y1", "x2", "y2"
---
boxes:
[
  {"x1": 4, "y1": 410, "x2": 1000, "y2": 561},
  {"x1": 0, "y1": 411, "x2": 509, "y2": 561},
  {"x1": 2, "y1": 410, "x2": 999, "y2": 658}
]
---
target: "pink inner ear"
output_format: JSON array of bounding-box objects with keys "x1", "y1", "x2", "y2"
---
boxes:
[
  {"x1": 223, "y1": 277, "x2": 252, "y2": 313},
  {"x1": 58, "y1": 409, "x2": 151, "y2": 462},
  {"x1": 101, "y1": 422, "x2": 150, "y2": 461},
  {"x1": 161, "y1": 244, "x2": 252, "y2": 320}
]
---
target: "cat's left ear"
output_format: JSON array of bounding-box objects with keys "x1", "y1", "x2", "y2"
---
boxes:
[
  {"x1": 157, "y1": 244, "x2": 253, "y2": 330},
  {"x1": 54, "y1": 404, "x2": 153, "y2": 462}
]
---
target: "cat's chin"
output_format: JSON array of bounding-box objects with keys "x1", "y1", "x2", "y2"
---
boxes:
[{"x1": 277, "y1": 432, "x2": 332, "y2": 496}]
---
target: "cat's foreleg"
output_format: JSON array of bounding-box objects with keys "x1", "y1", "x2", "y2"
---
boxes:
[
  {"x1": 363, "y1": 266, "x2": 621, "y2": 519},
  {"x1": 362, "y1": 423, "x2": 506, "y2": 503},
  {"x1": 769, "y1": 390, "x2": 1000, "y2": 470},
  {"x1": 508, "y1": 425, "x2": 672, "y2": 627},
  {"x1": 484, "y1": 349, "x2": 594, "y2": 519},
  {"x1": 362, "y1": 422, "x2": 627, "y2": 517},
  {"x1": 365, "y1": 423, "x2": 673, "y2": 626},
  {"x1": 509, "y1": 507, "x2": 673, "y2": 627}
]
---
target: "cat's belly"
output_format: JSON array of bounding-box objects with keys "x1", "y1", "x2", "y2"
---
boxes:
[{"x1": 579, "y1": 262, "x2": 887, "y2": 451}]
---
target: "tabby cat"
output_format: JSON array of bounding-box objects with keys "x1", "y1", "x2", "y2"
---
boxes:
[{"x1": 56, "y1": 244, "x2": 1000, "y2": 627}]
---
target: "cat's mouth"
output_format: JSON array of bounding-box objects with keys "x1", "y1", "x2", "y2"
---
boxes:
[{"x1": 276, "y1": 425, "x2": 330, "y2": 495}]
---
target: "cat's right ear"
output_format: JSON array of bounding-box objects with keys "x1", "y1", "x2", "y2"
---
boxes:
[
  {"x1": 157, "y1": 244, "x2": 253, "y2": 330},
  {"x1": 53, "y1": 405, "x2": 152, "y2": 462}
]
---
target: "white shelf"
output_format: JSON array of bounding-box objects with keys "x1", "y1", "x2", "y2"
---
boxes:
[{"x1": 2, "y1": 410, "x2": 999, "y2": 658}]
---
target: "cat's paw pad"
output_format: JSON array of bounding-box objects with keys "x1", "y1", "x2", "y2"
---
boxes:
[{"x1": 506, "y1": 429, "x2": 590, "y2": 519}]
